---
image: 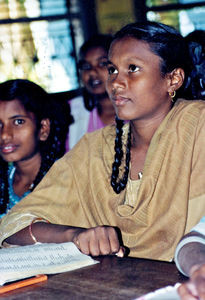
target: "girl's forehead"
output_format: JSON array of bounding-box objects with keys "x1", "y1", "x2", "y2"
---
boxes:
[
  {"x1": 108, "y1": 37, "x2": 154, "y2": 61},
  {"x1": 0, "y1": 99, "x2": 25, "y2": 112},
  {"x1": 110, "y1": 36, "x2": 149, "y2": 51},
  {"x1": 0, "y1": 99, "x2": 35, "y2": 120},
  {"x1": 84, "y1": 46, "x2": 107, "y2": 59}
]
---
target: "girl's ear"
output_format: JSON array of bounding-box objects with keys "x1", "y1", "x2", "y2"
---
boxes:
[
  {"x1": 167, "y1": 68, "x2": 185, "y2": 94},
  {"x1": 39, "y1": 118, "x2": 50, "y2": 141}
]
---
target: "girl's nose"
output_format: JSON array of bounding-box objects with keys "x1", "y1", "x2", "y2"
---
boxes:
[
  {"x1": 88, "y1": 66, "x2": 99, "y2": 76},
  {"x1": 0, "y1": 125, "x2": 13, "y2": 142},
  {"x1": 110, "y1": 74, "x2": 126, "y2": 94}
]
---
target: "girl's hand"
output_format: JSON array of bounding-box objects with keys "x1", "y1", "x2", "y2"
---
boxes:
[
  {"x1": 178, "y1": 264, "x2": 205, "y2": 300},
  {"x1": 72, "y1": 226, "x2": 124, "y2": 257}
]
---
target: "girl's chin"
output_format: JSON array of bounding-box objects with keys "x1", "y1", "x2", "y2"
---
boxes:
[
  {"x1": 86, "y1": 85, "x2": 105, "y2": 95},
  {"x1": 91, "y1": 89, "x2": 106, "y2": 96},
  {"x1": 116, "y1": 113, "x2": 131, "y2": 121},
  {"x1": 0, "y1": 154, "x2": 17, "y2": 163}
]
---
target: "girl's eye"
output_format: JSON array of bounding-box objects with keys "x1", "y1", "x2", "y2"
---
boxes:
[
  {"x1": 79, "y1": 62, "x2": 92, "y2": 71},
  {"x1": 98, "y1": 60, "x2": 108, "y2": 68},
  {"x1": 83, "y1": 64, "x2": 92, "y2": 71},
  {"x1": 14, "y1": 119, "x2": 25, "y2": 126},
  {"x1": 107, "y1": 66, "x2": 118, "y2": 75},
  {"x1": 129, "y1": 64, "x2": 139, "y2": 73}
]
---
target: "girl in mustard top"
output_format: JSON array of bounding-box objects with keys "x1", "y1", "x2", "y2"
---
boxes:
[{"x1": 1, "y1": 22, "x2": 205, "y2": 265}]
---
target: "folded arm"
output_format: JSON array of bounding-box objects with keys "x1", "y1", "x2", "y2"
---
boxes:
[{"x1": 4, "y1": 222, "x2": 124, "y2": 257}]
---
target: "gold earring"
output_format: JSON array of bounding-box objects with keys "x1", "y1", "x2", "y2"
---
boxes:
[
  {"x1": 40, "y1": 132, "x2": 49, "y2": 141},
  {"x1": 169, "y1": 91, "x2": 176, "y2": 102}
]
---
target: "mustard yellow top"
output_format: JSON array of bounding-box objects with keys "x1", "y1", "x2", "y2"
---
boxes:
[{"x1": 1, "y1": 99, "x2": 205, "y2": 261}]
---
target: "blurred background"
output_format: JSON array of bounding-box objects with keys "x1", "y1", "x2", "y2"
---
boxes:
[{"x1": 0, "y1": 0, "x2": 204, "y2": 96}]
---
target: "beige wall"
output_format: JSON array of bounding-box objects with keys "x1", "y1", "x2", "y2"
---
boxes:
[{"x1": 95, "y1": 0, "x2": 136, "y2": 34}]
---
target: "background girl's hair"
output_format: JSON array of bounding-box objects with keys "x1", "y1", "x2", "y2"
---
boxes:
[
  {"x1": 78, "y1": 34, "x2": 113, "y2": 61},
  {"x1": 184, "y1": 30, "x2": 205, "y2": 99},
  {"x1": 0, "y1": 158, "x2": 8, "y2": 213},
  {"x1": 0, "y1": 79, "x2": 72, "y2": 214}
]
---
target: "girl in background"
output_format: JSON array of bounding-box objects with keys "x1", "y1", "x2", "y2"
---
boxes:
[
  {"x1": 0, "y1": 79, "x2": 70, "y2": 217},
  {"x1": 68, "y1": 34, "x2": 115, "y2": 150}
]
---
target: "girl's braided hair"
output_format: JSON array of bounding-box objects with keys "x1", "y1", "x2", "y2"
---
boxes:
[
  {"x1": 183, "y1": 30, "x2": 205, "y2": 100},
  {"x1": 0, "y1": 79, "x2": 71, "y2": 214},
  {"x1": 110, "y1": 21, "x2": 204, "y2": 194},
  {"x1": 110, "y1": 118, "x2": 131, "y2": 194}
]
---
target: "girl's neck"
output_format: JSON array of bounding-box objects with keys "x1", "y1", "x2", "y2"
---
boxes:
[
  {"x1": 129, "y1": 113, "x2": 169, "y2": 180},
  {"x1": 13, "y1": 153, "x2": 42, "y2": 197},
  {"x1": 130, "y1": 111, "x2": 169, "y2": 149},
  {"x1": 130, "y1": 123, "x2": 156, "y2": 149}
]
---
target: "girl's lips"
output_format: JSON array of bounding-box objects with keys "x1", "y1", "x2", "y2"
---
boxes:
[
  {"x1": 88, "y1": 78, "x2": 102, "y2": 88},
  {"x1": 0, "y1": 144, "x2": 17, "y2": 154},
  {"x1": 112, "y1": 96, "x2": 130, "y2": 106}
]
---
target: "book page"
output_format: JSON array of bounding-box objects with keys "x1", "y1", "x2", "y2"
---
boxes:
[
  {"x1": 135, "y1": 283, "x2": 181, "y2": 300},
  {"x1": 0, "y1": 242, "x2": 98, "y2": 285}
]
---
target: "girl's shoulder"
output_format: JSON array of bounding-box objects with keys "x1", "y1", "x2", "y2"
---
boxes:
[
  {"x1": 172, "y1": 99, "x2": 205, "y2": 121},
  {"x1": 176, "y1": 98, "x2": 205, "y2": 111},
  {"x1": 63, "y1": 124, "x2": 117, "y2": 164}
]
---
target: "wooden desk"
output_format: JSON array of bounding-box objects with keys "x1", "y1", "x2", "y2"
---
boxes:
[{"x1": 0, "y1": 256, "x2": 187, "y2": 299}]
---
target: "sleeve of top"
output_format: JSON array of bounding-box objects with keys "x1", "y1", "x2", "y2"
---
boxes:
[
  {"x1": 190, "y1": 216, "x2": 205, "y2": 236},
  {"x1": 0, "y1": 133, "x2": 92, "y2": 246}
]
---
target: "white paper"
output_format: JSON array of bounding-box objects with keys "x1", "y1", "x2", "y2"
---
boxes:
[
  {"x1": 135, "y1": 283, "x2": 181, "y2": 300},
  {"x1": 0, "y1": 242, "x2": 98, "y2": 285}
]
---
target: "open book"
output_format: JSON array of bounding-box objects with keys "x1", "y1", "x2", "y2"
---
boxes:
[{"x1": 0, "y1": 242, "x2": 98, "y2": 285}]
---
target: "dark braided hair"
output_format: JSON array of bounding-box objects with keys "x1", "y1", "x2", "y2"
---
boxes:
[
  {"x1": 111, "y1": 117, "x2": 131, "y2": 194},
  {"x1": 0, "y1": 157, "x2": 8, "y2": 213},
  {"x1": 0, "y1": 79, "x2": 71, "y2": 214},
  {"x1": 183, "y1": 30, "x2": 205, "y2": 100},
  {"x1": 110, "y1": 21, "x2": 203, "y2": 193}
]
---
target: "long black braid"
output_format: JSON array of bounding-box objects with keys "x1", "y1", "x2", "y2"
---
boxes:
[
  {"x1": 0, "y1": 79, "x2": 72, "y2": 214},
  {"x1": 30, "y1": 119, "x2": 63, "y2": 190},
  {"x1": 182, "y1": 41, "x2": 205, "y2": 100},
  {"x1": 111, "y1": 117, "x2": 131, "y2": 194}
]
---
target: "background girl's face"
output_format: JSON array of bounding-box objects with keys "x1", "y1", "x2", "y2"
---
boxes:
[
  {"x1": 106, "y1": 37, "x2": 172, "y2": 123},
  {"x1": 0, "y1": 99, "x2": 40, "y2": 163},
  {"x1": 80, "y1": 46, "x2": 109, "y2": 95}
]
